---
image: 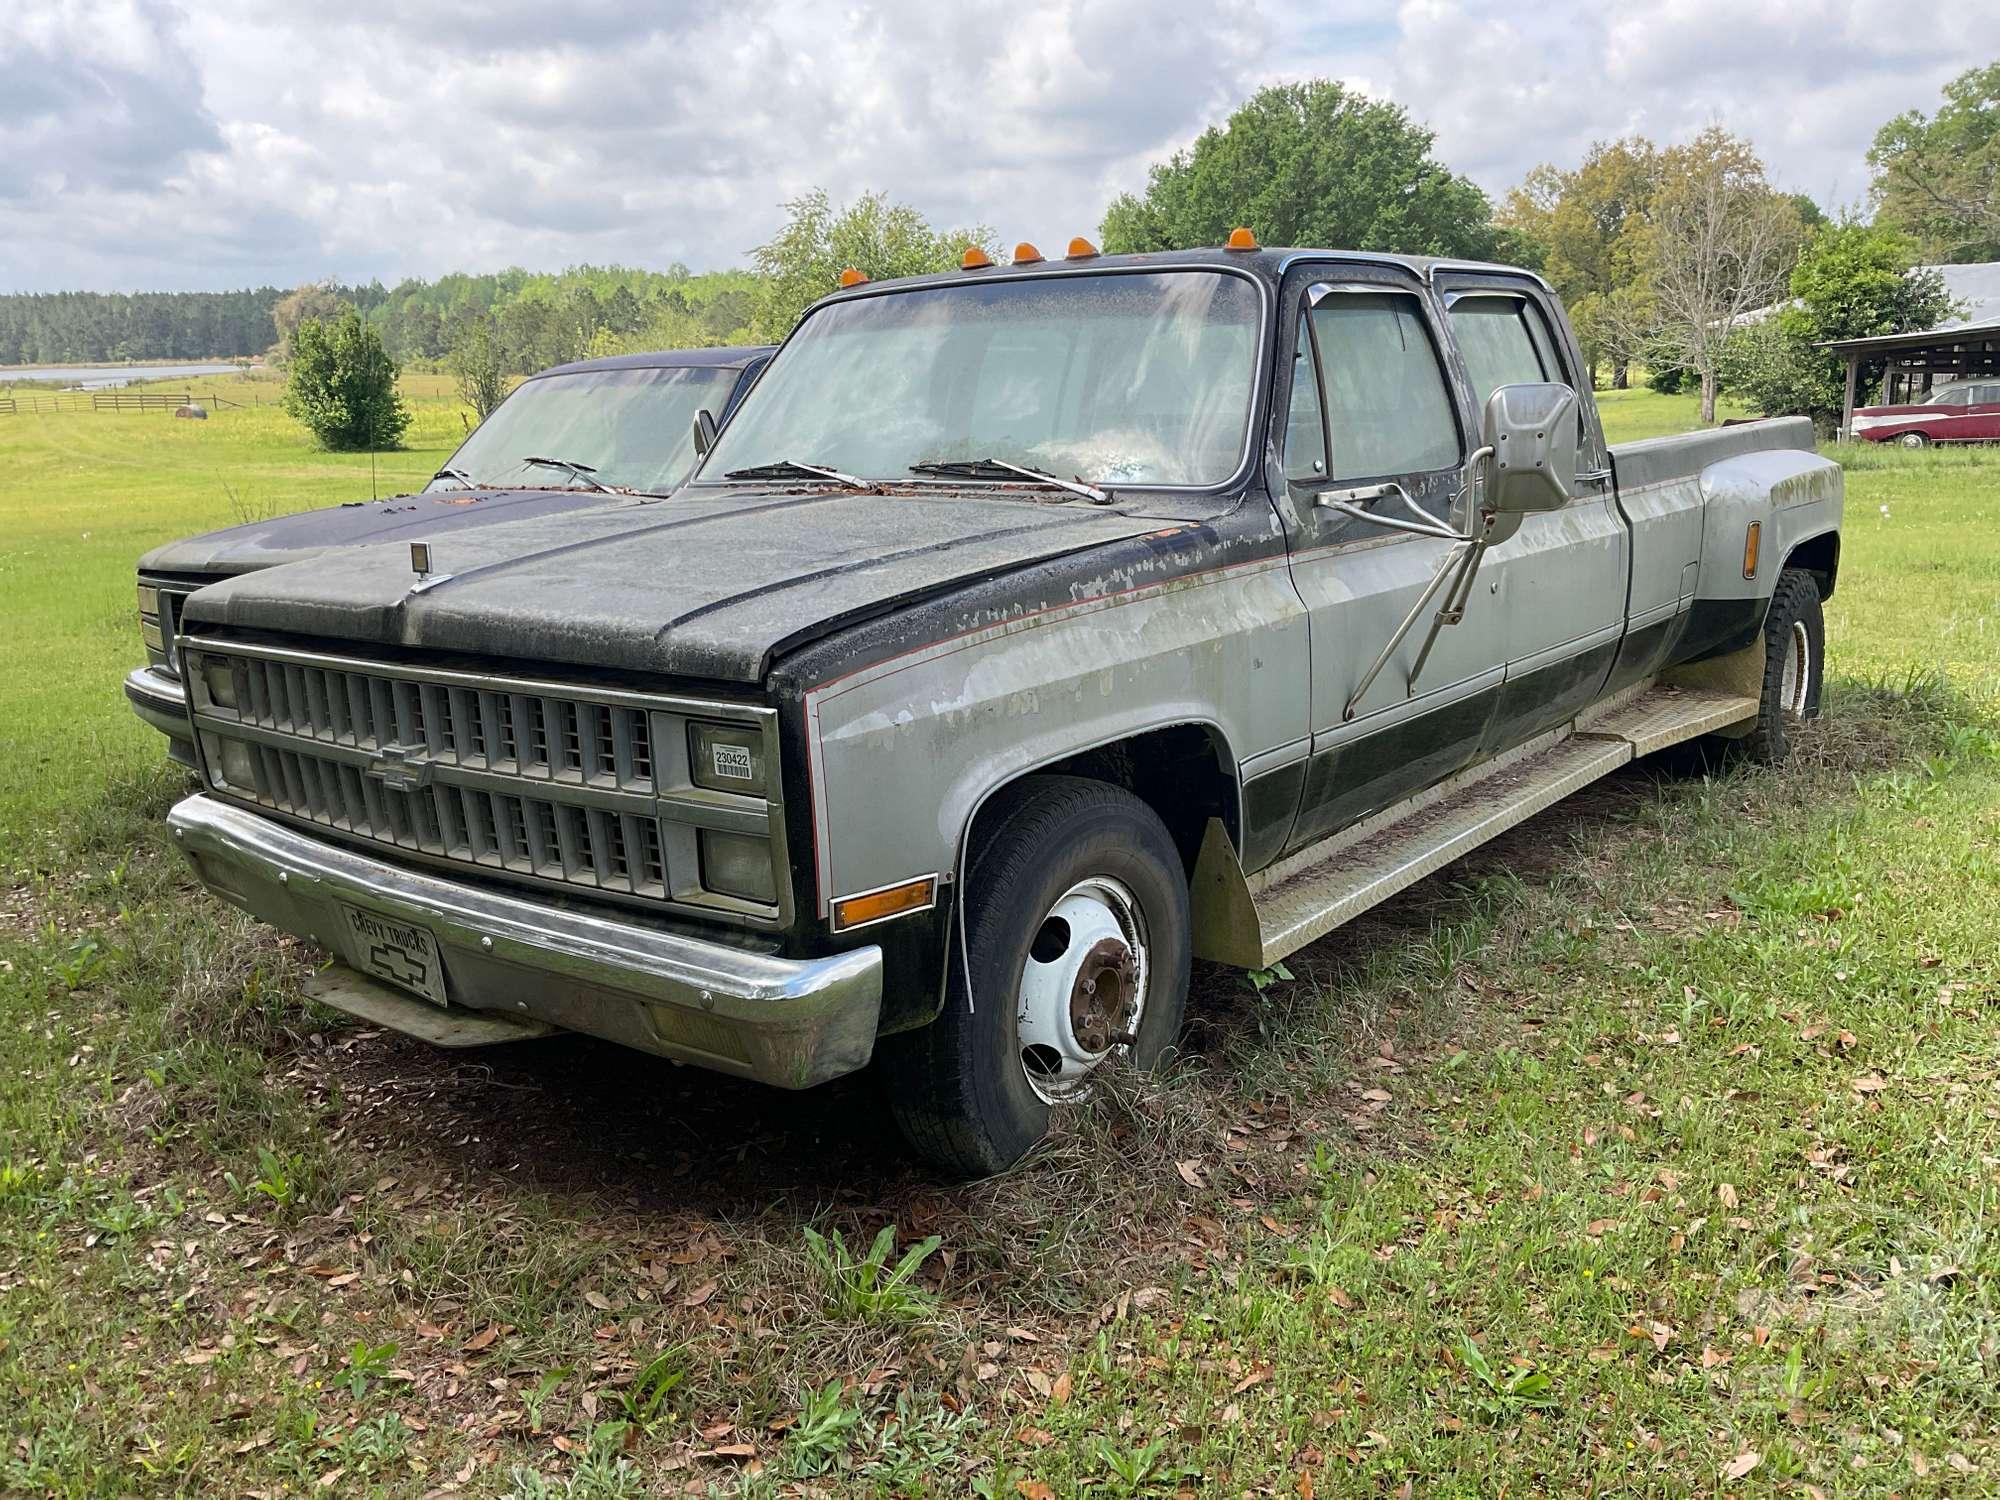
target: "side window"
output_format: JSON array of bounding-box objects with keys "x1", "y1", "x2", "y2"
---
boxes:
[
  {"x1": 1448, "y1": 297, "x2": 1549, "y2": 413},
  {"x1": 1307, "y1": 292, "x2": 1460, "y2": 482},
  {"x1": 1933, "y1": 385, "x2": 1970, "y2": 407},
  {"x1": 1283, "y1": 313, "x2": 1327, "y2": 481}
]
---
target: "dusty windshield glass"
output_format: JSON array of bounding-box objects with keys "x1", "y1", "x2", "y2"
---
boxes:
[
  {"x1": 698, "y1": 271, "x2": 1262, "y2": 488},
  {"x1": 427, "y1": 365, "x2": 735, "y2": 495}
]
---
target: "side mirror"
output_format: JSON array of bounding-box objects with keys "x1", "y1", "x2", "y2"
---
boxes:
[
  {"x1": 692, "y1": 408, "x2": 719, "y2": 457},
  {"x1": 1480, "y1": 383, "x2": 1579, "y2": 515}
]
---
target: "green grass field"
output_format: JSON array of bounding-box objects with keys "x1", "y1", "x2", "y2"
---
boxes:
[{"x1": 1, "y1": 380, "x2": 1997, "y2": 1496}]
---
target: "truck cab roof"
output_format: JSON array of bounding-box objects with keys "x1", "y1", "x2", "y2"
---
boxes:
[{"x1": 805, "y1": 245, "x2": 1553, "y2": 312}]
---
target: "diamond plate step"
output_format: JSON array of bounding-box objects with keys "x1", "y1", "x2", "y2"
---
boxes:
[
  {"x1": 1197, "y1": 682, "x2": 1764, "y2": 969},
  {"x1": 1246, "y1": 735, "x2": 1632, "y2": 965},
  {"x1": 1578, "y1": 684, "x2": 1759, "y2": 755}
]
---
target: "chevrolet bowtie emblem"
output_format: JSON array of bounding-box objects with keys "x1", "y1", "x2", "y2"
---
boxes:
[{"x1": 365, "y1": 743, "x2": 434, "y2": 794}]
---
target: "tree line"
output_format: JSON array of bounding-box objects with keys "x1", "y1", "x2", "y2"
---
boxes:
[{"x1": 0, "y1": 264, "x2": 759, "y2": 371}]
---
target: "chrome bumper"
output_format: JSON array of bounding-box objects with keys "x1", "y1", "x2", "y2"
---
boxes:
[
  {"x1": 124, "y1": 665, "x2": 195, "y2": 766},
  {"x1": 166, "y1": 794, "x2": 883, "y2": 1088}
]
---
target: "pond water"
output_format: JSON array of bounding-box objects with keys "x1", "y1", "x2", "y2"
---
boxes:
[{"x1": 0, "y1": 361, "x2": 253, "y2": 390}]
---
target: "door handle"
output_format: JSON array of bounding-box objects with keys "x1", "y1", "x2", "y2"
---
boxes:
[{"x1": 1576, "y1": 467, "x2": 1613, "y2": 485}]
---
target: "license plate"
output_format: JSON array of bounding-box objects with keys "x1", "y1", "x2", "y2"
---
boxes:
[{"x1": 340, "y1": 904, "x2": 449, "y2": 1007}]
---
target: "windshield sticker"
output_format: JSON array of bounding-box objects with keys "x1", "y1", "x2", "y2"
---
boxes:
[{"x1": 712, "y1": 742, "x2": 755, "y2": 781}]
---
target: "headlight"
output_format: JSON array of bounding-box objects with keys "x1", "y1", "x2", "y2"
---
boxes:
[
  {"x1": 202, "y1": 733, "x2": 257, "y2": 790},
  {"x1": 688, "y1": 721, "x2": 766, "y2": 795},
  {"x1": 200, "y1": 657, "x2": 240, "y2": 710},
  {"x1": 137, "y1": 584, "x2": 160, "y2": 617},
  {"x1": 699, "y1": 830, "x2": 777, "y2": 904}
]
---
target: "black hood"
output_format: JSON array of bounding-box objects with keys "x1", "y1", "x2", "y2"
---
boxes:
[
  {"x1": 179, "y1": 486, "x2": 1170, "y2": 684},
  {"x1": 137, "y1": 487, "x2": 627, "y2": 577}
]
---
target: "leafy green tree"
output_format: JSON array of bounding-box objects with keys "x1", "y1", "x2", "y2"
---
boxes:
[
  {"x1": 1605, "y1": 129, "x2": 1806, "y2": 423},
  {"x1": 1724, "y1": 221, "x2": 1957, "y2": 432},
  {"x1": 446, "y1": 314, "x2": 509, "y2": 420},
  {"x1": 750, "y1": 189, "x2": 993, "y2": 341},
  {"x1": 282, "y1": 311, "x2": 411, "y2": 451},
  {"x1": 1870, "y1": 60, "x2": 2000, "y2": 262},
  {"x1": 1099, "y1": 81, "x2": 1505, "y2": 260},
  {"x1": 270, "y1": 281, "x2": 352, "y2": 360},
  {"x1": 1503, "y1": 139, "x2": 1661, "y2": 386}
]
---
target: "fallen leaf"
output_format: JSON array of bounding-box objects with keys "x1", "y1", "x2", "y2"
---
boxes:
[
  {"x1": 684, "y1": 1280, "x2": 718, "y2": 1308},
  {"x1": 1176, "y1": 1160, "x2": 1205, "y2": 1189},
  {"x1": 1723, "y1": 1450, "x2": 1761, "y2": 1480},
  {"x1": 1231, "y1": 1364, "x2": 1271, "y2": 1395},
  {"x1": 1016, "y1": 1482, "x2": 1055, "y2": 1500},
  {"x1": 1050, "y1": 1372, "x2": 1073, "y2": 1405},
  {"x1": 463, "y1": 1324, "x2": 501, "y2": 1353},
  {"x1": 1717, "y1": 1183, "x2": 1740, "y2": 1210},
  {"x1": 695, "y1": 1443, "x2": 756, "y2": 1462}
]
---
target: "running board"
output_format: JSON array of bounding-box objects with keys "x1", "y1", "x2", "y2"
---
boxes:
[
  {"x1": 1192, "y1": 684, "x2": 1757, "y2": 969},
  {"x1": 303, "y1": 964, "x2": 558, "y2": 1046}
]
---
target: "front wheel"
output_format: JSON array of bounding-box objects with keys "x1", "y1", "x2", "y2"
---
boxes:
[
  {"x1": 879, "y1": 776, "x2": 1191, "y2": 1177},
  {"x1": 1899, "y1": 431, "x2": 1930, "y2": 449},
  {"x1": 1736, "y1": 567, "x2": 1825, "y2": 765}
]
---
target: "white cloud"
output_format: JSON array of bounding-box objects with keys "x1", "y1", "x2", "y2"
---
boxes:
[{"x1": 1, "y1": 0, "x2": 1995, "y2": 293}]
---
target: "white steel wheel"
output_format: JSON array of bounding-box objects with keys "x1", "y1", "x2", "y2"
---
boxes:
[
  {"x1": 879, "y1": 775, "x2": 1192, "y2": 1177},
  {"x1": 1779, "y1": 617, "x2": 1812, "y2": 719},
  {"x1": 1016, "y1": 876, "x2": 1150, "y2": 1102},
  {"x1": 1899, "y1": 431, "x2": 1929, "y2": 448}
]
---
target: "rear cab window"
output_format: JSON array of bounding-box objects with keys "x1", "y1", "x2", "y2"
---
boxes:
[{"x1": 1444, "y1": 287, "x2": 1600, "y2": 480}]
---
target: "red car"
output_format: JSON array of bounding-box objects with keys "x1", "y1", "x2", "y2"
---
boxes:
[{"x1": 1852, "y1": 378, "x2": 2000, "y2": 446}]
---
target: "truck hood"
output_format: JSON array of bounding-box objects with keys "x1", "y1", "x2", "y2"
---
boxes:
[
  {"x1": 138, "y1": 487, "x2": 624, "y2": 577},
  {"x1": 179, "y1": 486, "x2": 1168, "y2": 683}
]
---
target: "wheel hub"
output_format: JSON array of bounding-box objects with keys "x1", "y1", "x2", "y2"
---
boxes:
[{"x1": 1069, "y1": 937, "x2": 1139, "y2": 1053}]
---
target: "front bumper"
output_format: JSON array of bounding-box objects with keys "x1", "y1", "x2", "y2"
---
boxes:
[
  {"x1": 167, "y1": 794, "x2": 883, "y2": 1088},
  {"x1": 124, "y1": 665, "x2": 195, "y2": 766}
]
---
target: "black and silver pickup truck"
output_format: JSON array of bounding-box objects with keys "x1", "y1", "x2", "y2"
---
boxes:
[
  {"x1": 153, "y1": 239, "x2": 1840, "y2": 1174},
  {"x1": 129, "y1": 345, "x2": 771, "y2": 764}
]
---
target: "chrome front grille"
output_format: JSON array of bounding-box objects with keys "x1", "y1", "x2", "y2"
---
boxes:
[
  {"x1": 238, "y1": 737, "x2": 670, "y2": 897},
  {"x1": 227, "y1": 652, "x2": 657, "y2": 792},
  {"x1": 182, "y1": 639, "x2": 789, "y2": 923}
]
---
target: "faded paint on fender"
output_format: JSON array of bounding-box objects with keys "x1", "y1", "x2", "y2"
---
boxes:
[{"x1": 804, "y1": 549, "x2": 1310, "y2": 914}]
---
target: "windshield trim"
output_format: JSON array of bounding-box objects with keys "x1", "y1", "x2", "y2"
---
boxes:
[{"x1": 684, "y1": 263, "x2": 1274, "y2": 498}]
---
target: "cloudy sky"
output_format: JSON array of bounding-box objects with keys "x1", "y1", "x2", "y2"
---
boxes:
[{"x1": 3, "y1": 0, "x2": 1994, "y2": 293}]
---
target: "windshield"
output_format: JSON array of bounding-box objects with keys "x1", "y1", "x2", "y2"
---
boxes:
[
  {"x1": 427, "y1": 364, "x2": 737, "y2": 495},
  {"x1": 698, "y1": 271, "x2": 1262, "y2": 489}
]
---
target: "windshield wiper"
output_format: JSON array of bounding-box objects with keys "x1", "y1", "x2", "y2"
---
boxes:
[
  {"x1": 432, "y1": 464, "x2": 476, "y2": 487},
  {"x1": 721, "y1": 459, "x2": 869, "y2": 490},
  {"x1": 908, "y1": 457, "x2": 1110, "y2": 504},
  {"x1": 521, "y1": 455, "x2": 610, "y2": 493}
]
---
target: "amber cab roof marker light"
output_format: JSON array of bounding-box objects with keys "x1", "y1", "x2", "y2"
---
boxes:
[
  {"x1": 1066, "y1": 236, "x2": 1099, "y2": 259},
  {"x1": 1224, "y1": 226, "x2": 1260, "y2": 251},
  {"x1": 837, "y1": 267, "x2": 870, "y2": 288},
  {"x1": 1012, "y1": 242, "x2": 1045, "y2": 265},
  {"x1": 961, "y1": 245, "x2": 994, "y2": 270}
]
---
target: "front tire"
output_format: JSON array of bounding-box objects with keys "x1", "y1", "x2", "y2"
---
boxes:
[
  {"x1": 1899, "y1": 431, "x2": 1930, "y2": 449},
  {"x1": 1737, "y1": 567, "x2": 1825, "y2": 765},
  {"x1": 879, "y1": 776, "x2": 1192, "y2": 1177}
]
